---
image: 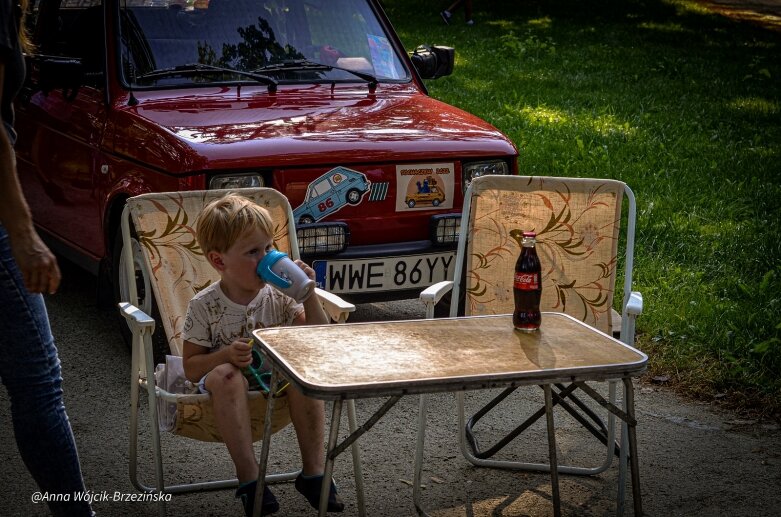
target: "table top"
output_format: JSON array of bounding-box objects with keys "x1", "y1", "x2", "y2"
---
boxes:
[{"x1": 252, "y1": 313, "x2": 647, "y2": 400}]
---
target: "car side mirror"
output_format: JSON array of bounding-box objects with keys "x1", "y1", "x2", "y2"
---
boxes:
[
  {"x1": 38, "y1": 57, "x2": 84, "y2": 101},
  {"x1": 410, "y1": 45, "x2": 454, "y2": 80}
]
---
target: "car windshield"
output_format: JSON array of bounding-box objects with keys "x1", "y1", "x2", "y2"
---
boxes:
[{"x1": 118, "y1": 0, "x2": 409, "y2": 88}]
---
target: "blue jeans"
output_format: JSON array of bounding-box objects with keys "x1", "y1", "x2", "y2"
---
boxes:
[{"x1": 0, "y1": 225, "x2": 94, "y2": 516}]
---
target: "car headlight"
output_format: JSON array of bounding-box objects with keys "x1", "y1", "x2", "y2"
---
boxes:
[
  {"x1": 296, "y1": 223, "x2": 349, "y2": 256},
  {"x1": 209, "y1": 174, "x2": 264, "y2": 190},
  {"x1": 430, "y1": 214, "x2": 460, "y2": 246},
  {"x1": 462, "y1": 160, "x2": 509, "y2": 192}
]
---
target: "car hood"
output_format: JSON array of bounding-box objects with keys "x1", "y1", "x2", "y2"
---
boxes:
[{"x1": 108, "y1": 84, "x2": 517, "y2": 173}]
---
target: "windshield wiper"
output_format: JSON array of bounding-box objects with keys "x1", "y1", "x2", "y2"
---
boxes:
[
  {"x1": 252, "y1": 59, "x2": 378, "y2": 92},
  {"x1": 135, "y1": 63, "x2": 278, "y2": 93}
]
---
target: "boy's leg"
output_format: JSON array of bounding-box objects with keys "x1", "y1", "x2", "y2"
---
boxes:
[
  {"x1": 287, "y1": 387, "x2": 344, "y2": 512},
  {"x1": 286, "y1": 386, "x2": 326, "y2": 475},
  {"x1": 205, "y1": 364, "x2": 258, "y2": 482}
]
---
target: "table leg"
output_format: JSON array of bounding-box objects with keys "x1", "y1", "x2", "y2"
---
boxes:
[
  {"x1": 617, "y1": 414, "x2": 628, "y2": 516},
  {"x1": 253, "y1": 368, "x2": 280, "y2": 517},
  {"x1": 413, "y1": 394, "x2": 430, "y2": 516},
  {"x1": 346, "y1": 400, "x2": 366, "y2": 517},
  {"x1": 543, "y1": 385, "x2": 561, "y2": 517},
  {"x1": 321, "y1": 400, "x2": 343, "y2": 517},
  {"x1": 623, "y1": 377, "x2": 643, "y2": 516}
]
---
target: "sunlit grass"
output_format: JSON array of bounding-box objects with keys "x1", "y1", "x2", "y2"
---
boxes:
[{"x1": 386, "y1": 0, "x2": 781, "y2": 413}]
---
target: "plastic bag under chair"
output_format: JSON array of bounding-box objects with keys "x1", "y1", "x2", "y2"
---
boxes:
[{"x1": 153, "y1": 355, "x2": 292, "y2": 442}]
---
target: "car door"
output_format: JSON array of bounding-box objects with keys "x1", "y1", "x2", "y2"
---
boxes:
[{"x1": 14, "y1": 0, "x2": 108, "y2": 263}]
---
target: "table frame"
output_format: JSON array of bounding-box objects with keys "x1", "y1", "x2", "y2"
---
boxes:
[{"x1": 252, "y1": 313, "x2": 647, "y2": 517}]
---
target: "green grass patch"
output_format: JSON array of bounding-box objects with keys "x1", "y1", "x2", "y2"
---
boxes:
[{"x1": 384, "y1": 0, "x2": 781, "y2": 413}]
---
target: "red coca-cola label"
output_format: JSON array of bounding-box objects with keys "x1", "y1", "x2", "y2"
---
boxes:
[{"x1": 514, "y1": 272, "x2": 539, "y2": 290}]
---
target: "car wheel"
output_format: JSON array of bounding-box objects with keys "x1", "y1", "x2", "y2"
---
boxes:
[
  {"x1": 112, "y1": 227, "x2": 169, "y2": 365},
  {"x1": 432, "y1": 199, "x2": 440, "y2": 207},
  {"x1": 299, "y1": 215, "x2": 315, "y2": 225},
  {"x1": 346, "y1": 188, "x2": 362, "y2": 205},
  {"x1": 407, "y1": 199, "x2": 416, "y2": 208}
]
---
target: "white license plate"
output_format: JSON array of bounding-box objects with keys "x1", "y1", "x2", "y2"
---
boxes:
[{"x1": 313, "y1": 252, "x2": 455, "y2": 293}]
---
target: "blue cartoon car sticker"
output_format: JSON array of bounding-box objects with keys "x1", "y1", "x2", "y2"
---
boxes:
[{"x1": 293, "y1": 167, "x2": 371, "y2": 224}]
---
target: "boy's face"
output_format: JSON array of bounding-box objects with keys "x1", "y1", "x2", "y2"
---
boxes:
[{"x1": 209, "y1": 226, "x2": 274, "y2": 290}]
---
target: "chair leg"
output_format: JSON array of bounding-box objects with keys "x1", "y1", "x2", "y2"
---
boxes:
[
  {"x1": 129, "y1": 338, "x2": 143, "y2": 493},
  {"x1": 143, "y1": 336, "x2": 168, "y2": 517}
]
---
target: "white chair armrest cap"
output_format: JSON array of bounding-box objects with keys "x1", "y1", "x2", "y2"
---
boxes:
[
  {"x1": 627, "y1": 291, "x2": 643, "y2": 316},
  {"x1": 420, "y1": 281, "x2": 454, "y2": 305}
]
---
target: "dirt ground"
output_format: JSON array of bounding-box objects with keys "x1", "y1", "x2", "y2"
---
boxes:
[{"x1": 1, "y1": 259, "x2": 780, "y2": 516}]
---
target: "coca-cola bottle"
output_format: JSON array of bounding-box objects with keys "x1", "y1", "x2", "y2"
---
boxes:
[{"x1": 513, "y1": 231, "x2": 542, "y2": 332}]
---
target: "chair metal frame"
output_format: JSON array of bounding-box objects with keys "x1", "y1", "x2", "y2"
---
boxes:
[
  {"x1": 415, "y1": 175, "x2": 643, "y2": 515},
  {"x1": 119, "y1": 188, "x2": 364, "y2": 516}
]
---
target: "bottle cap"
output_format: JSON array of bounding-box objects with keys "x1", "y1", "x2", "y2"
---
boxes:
[{"x1": 522, "y1": 231, "x2": 536, "y2": 238}]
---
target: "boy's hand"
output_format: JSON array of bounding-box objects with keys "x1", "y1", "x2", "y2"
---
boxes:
[
  {"x1": 227, "y1": 338, "x2": 253, "y2": 369},
  {"x1": 294, "y1": 259, "x2": 316, "y2": 281}
]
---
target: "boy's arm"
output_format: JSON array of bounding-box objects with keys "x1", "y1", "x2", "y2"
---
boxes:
[
  {"x1": 182, "y1": 341, "x2": 224, "y2": 383},
  {"x1": 182, "y1": 339, "x2": 254, "y2": 383},
  {"x1": 292, "y1": 259, "x2": 329, "y2": 326},
  {"x1": 296, "y1": 294, "x2": 329, "y2": 326}
]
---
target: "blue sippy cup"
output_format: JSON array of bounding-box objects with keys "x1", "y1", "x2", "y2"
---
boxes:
[{"x1": 256, "y1": 250, "x2": 315, "y2": 302}]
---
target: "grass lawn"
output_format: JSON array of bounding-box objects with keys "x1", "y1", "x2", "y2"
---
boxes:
[{"x1": 384, "y1": 0, "x2": 781, "y2": 416}]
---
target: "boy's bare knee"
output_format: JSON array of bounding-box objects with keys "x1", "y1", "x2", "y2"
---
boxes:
[{"x1": 205, "y1": 364, "x2": 246, "y2": 394}]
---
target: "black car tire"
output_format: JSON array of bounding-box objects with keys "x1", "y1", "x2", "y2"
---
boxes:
[
  {"x1": 112, "y1": 227, "x2": 169, "y2": 365},
  {"x1": 346, "y1": 188, "x2": 362, "y2": 205}
]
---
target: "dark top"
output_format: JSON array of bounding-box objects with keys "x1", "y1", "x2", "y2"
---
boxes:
[{"x1": 1, "y1": 0, "x2": 25, "y2": 144}]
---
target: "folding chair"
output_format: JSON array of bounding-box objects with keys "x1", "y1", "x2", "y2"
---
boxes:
[
  {"x1": 119, "y1": 188, "x2": 364, "y2": 516},
  {"x1": 415, "y1": 175, "x2": 643, "y2": 512}
]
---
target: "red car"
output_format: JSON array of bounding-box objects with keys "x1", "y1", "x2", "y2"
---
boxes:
[{"x1": 16, "y1": 0, "x2": 517, "y2": 328}]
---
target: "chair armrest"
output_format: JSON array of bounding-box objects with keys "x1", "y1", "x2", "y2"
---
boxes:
[
  {"x1": 119, "y1": 302, "x2": 156, "y2": 329},
  {"x1": 626, "y1": 291, "x2": 643, "y2": 316},
  {"x1": 315, "y1": 288, "x2": 356, "y2": 324},
  {"x1": 420, "y1": 280, "x2": 454, "y2": 319}
]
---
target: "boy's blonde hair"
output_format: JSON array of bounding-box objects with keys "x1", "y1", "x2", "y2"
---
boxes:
[{"x1": 195, "y1": 194, "x2": 274, "y2": 253}]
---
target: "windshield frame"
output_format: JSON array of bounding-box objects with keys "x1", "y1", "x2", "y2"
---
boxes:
[{"x1": 113, "y1": 0, "x2": 413, "y2": 91}]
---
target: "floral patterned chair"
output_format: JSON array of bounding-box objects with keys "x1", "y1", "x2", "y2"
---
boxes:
[
  {"x1": 119, "y1": 188, "x2": 362, "y2": 515},
  {"x1": 416, "y1": 175, "x2": 643, "y2": 487}
]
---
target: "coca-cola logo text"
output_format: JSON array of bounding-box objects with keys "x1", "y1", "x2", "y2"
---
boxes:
[{"x1": 514, "y1": 272, "x2": 540, "y2": 290}]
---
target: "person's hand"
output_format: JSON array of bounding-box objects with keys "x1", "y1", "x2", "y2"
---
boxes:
[
  {"x1": 226, "y1": 338, "x2": 253, "y2": 369},
  {"x1": 10, "y1": 229, "x2": 61, "y2": 294},
  {"x1": 294, "y1": 259, "x2": 315, "y2": 281}
]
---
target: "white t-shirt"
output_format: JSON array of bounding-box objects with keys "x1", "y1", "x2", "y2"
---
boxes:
[{"x1": 182, "y1": 281, "x2": 304, "y2": 351}]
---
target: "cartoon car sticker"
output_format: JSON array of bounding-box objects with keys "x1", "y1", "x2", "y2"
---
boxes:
[
  {"x1": 293, "y1": 166, "x2": 371, "y2": 224},
  {"x1": 405, "y1": 175, "x2": 446, "y2": 208},
  {"x1": 395, "y1": 163, "x2": 455, "y2": 212}
]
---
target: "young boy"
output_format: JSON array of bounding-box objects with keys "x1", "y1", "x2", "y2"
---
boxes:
[{"x1": 181, "y1": 194, "x2": 344, "y2": 516}]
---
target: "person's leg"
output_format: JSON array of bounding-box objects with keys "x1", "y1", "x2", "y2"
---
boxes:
[
  {"x1": 0, "y1": 227, "x2": 93, "y2": 517},
  {"x1": 205, "y1": 364, "x2": 280, "y2": 516},
  {"x1": 286, "y1": 386, "x2": 325, "y2": 475},
  {"x1": 447, "y1": 0, "x2": 463, "y2": 13},
  {"x1": 287, "y1": 387, "x2": 344, "y2": 512},
  {"x1": 204, "y1": 363, "x2": 258, "y2": 482},
  {"x1": 464, "y1": 0, "x2": 474, "y2": 22},
  {"x1": 441, "y1": 0, "x2": 463, "y2": 24}
]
